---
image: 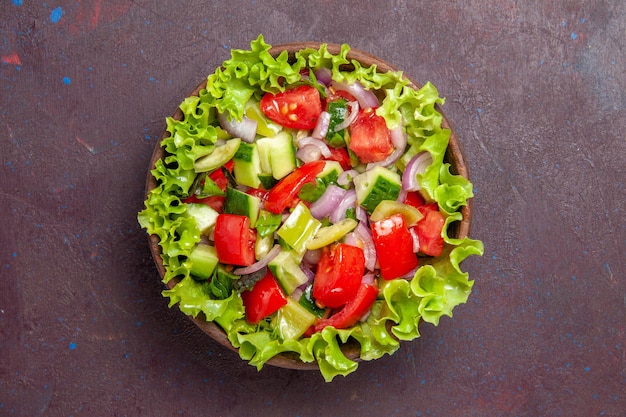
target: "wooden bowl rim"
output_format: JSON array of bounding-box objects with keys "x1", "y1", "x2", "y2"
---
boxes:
[{"x1": 145, "y1": 42, "x2": 472, "y2": 370}]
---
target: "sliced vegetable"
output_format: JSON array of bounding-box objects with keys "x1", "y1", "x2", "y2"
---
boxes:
[
  {"x1": 194, "y1": 138, "x2": 241, "y2": 173},
  {"x1": 313, "y1": 243, "x2": 365, "y2": 308},
  {"x1": 214, "y1": 214, "x2": 256, "y2": 266},
  {"x1": 241, "y1": 270, "x2": 287, "y2": 324},
  {"x1": 353, "y1": 165, "x2": 402, "y2": 213},
  {"x1": 306, "y1": 218, "x2": 358, "y2": 250},
  {"x1": 274, "y1": 297, "x2": 317, "y2": 341},
  {"x1": 348, "y1": 108, "x2": 393, "y2": 164},
  {"x1": 276, "y1": 203, "x2": 321, "y2": 255},
  {"x1": 260, "y1": 85, "x2": 323, "y2": 130},
  {"x1": 188, "y1": 243, "x2": 219, "y2": 280},
  {"x1": 415, "y1": 206, "x2": 446, "y2": 257},
  {"x1": 369, "y1": 200, "x2": 423, "y2": 227},
  {"x1": 314, "y1": 283, "x2": 378, "y2": 332},
  {"x1": 223, "y1": 186, "x2": 261, "y2": 227},
  {"x1": 264, "y1": 160, "x2": 326, "y2": 214},
  {"x1": 233, "y1": 141, "x2": 262, "y2": 189},
  {"x1": 371, "y1": 213, "x2": 419, "y2": 280}
]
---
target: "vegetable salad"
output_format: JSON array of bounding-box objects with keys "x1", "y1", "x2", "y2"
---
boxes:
[{"x1": 138, "y1": 35, "x2": 484, "y2": 381}]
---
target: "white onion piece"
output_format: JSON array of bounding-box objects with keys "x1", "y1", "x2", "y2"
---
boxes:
[
  {"x1": 354, "y1": 222, "x2": 377, "y2": 271},
  {"x1": 329, "y1": 189, "x2": 357, "y2": 223},
  {"x1": 337, "y1": 169, "x2": 359, "y2": 186},
  {"x1": 314, "y1": 67, "x2": 333, "y2": 86},
  {"x1": 303, "y1": 249, "x2": 322, "y2": 266},
  {"x1": 298, "y1": 136, "x2": 332, "y2": 157},
  {"x1": 291, "y1": 288, "x2": 303, "y2": 302},
  {"x1": 361, "y1": 272, "x2": 376, "y2": 285},
  {"x1": 402, "y1": 151, "x2": 433, "y2": 191},
  {"x1": 332, "y1": 101, "x2": 359, "y2": 132},
  {"x1": 355, "y1": 205, "x2": 368, "y2": 224},
  {"x1": 410, "y1": 227, "x2": 421, "y2": 253},
  {"x1": 309, "y1": 184, "x2": 347, "y2": 220},
  {"x1": 217, "y1": 111, "x2": 257, "y2": 143},
  {"x1": 312, "y1": 111, "x2": 331, "y2": 139},
  {"x1": 233, "y1": 244, "x2": 281, "y2": 275},
  {"x1": 366, "y1": 125, "x2": 407, "y2": 169},
  {"x1": 331, "y1": 80, "x2": 380, "y2": 109},
  {"x1": 296, "y1": 144, "x2": 322, "y2": 163},
  {"x1": 343, "y1": 232, "x2": 359, "y2": 248}
]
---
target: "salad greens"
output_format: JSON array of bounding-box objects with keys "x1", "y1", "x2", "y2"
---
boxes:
[{"x1": 138, "y1": 35, "x2": 483, "y2": 381}]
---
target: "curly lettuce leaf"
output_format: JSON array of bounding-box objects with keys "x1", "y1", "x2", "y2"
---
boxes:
[{"x1": 138, "y1": 35, "x2": 484, "y2": 382}]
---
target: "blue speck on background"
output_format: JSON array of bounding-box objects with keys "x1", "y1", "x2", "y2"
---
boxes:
[
  {"x1": 68, "y1": 342, "x2": 77, "y2": 350},
  {"x1": 50, "y1": 7, "x2": 64, "y2": 24},
  {"x1": 571, "y1": 32, "x2": 578, "y2": 40},
  {"x1": 12, "y1": 0, "x2": 22, "y2": 6},
  {"x1": 63, "y1": 76, "x2": 71, "y2": 85}
]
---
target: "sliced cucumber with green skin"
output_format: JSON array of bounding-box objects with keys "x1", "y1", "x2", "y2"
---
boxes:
[
  {"x1": 256, "y1": 132, "x2": 296, "y2": 180},
  {"x1": 194, "y1": 138, "x2": 241, "y2": 173},
  {"x1": 233, "y1": 141, "x2": 262, "y2": 188},
  {"x1": 318, "y1": 160, "x2": 344, "y2": 185},
  {"x1": 268, "y1": 250, "x2": 309, "y2": 295},
  {"x1": 353, "y1": 165, "x2": 402, "y2": 213},
  {"x1": 298, "y1": 284, "x2": 326, "y2": 318},
  {"x1": 185, "y1": 203, "x2": 219, "y2": 235},
  {"x1": 188, "y1": 243, "x2": 219, "y2": 280},
  {"x1": 223, "y1": 186, "x2": 261, "y2": 227},
  {"x1": 274, "y1": 297, "x2": 317, "y2": 341}
]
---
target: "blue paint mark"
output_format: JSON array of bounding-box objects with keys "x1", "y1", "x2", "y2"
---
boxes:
[
  {"x1": 571, "y1": 32, "x2": 578, "y2": 40},
  {"x1": 12, "y1": 0, "x2": 22, "y2": 5},
  {"x1": 68, "y1": 342, "x2": 77, "y2": 350},
  {"x1": 580, "y1": 18, "x2": 585, "y2": 24},
  {"x1": 12, "y1": 253, "x2": 17, "y2": 258},
  {"x1": 62, "y1": 76, "x2": 71, "y2": 85},
  {"x1": 561, "y1": 20, "x2": 567, "y2": 27},
  {"x1": 50, "y1": 7, "x2": 64, "y2": 24},
  {"x1": 584, "y1": 366, "x2": 590, "y2": 372}
]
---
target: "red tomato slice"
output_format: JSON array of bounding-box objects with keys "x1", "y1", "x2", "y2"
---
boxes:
[
  {"x1": 326, "y1": 146, "x2": 352, "y2": 170},
  {"x1": 214, "y1": 214, "x2": 256, "y2": 266},
  {"x1": 182, "y1": 195, "x2": 225, "y2": 213},
  {"x1": 415, "y1": 208, "x2": 445, "y2": 257},
  {"x1": 403, "y1": 191, "x2": 426, "y2": 209},
  {"x1": 348, "y1": 107, "x2": 393, "y2": 164},
  {"x1": 264, "y1": 160, "x2": 325, "y2": 214},
  {"x1": 371, "y1": 213, "x2": 419, "y2": 280},
  {"x1": 314, "y1": 283, "x2": 378, "y2": 332},
  {"x1": 241, "y1": 270, "x2": 287, "y2": 324},
  {"x1": 313, "y1": 243, "x2": 365, "y2": 308},
  {"x1": 260, "y1": 85, "x2": 322, "y2": 129}
]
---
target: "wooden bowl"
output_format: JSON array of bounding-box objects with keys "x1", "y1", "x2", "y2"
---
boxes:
[{"x1": 145, "y1": 43, "x2": 472, "y2": 370}]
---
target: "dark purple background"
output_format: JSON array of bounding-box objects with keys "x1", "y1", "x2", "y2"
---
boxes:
[{"x1": 1, "y1": 1, "x2": 624, "y2": 416}]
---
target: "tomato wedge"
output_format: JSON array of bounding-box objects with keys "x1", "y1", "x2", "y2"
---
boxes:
[
  {"x1": 213, "y1": 214, "x2": 256, "y2": 266},
  {"x1": 241, "y1": 270, "x2": 287, "y2": 324},
  {"x1": 314, "y1": 282, "x2": 378, "y2": 332},
  {"x1": 313, "y1": 243, "x2": 365, "y2": 308},
  {"x1": 264, "y1": 160, "x2": 325, "y2": 214},
  {"x1": 348, "y1": 107, "x2": 393, "y2": 164},
  {"x1": 260, "y1": 85, "x2": 322, "y2": 129},
  {"x1": 371, "y1": 213, "x2": 419, "y2": 280},
  {"x1": 182, "y1": 195, "x2": 225, "y2": 213},
  {"x1": 415, "y1": 207, "x2": 446, "y2": 257}
]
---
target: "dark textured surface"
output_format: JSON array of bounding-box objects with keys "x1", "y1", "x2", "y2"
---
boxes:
[{"x1": 1, "y1": 1, "x2": 624, "y2": 416}]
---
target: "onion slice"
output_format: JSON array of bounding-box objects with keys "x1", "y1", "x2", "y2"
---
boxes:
[
  {"x1": 402, "y1": 151, "x2": 433, "y2": 191},
  {"x1": 314, "y1": 67, "x2": 333, "y2": 86},
  {"x1": 309, "y1": 184, "x2": 347, "y2": 219},
  {"x1": 312, "y1": 111, "x2": 331, "y2": 139},
  {"x1": 298, "y1": 136, "x2": 332, "y2": 157},
  {"x1": 233, "y1": 244, "x2": 281, "y2": 275},
  {"x1": 354, "y1": 222, "x2": 377, "y2": 271},
  {"x1": 296, "y1": 144, "x2": 322, "y2": 163},
  {"x1": 331, "y1": 80, "x2": 380, "y2": 109},
  {"x1": 217, "y1": 111, "x2": 257, "y2": 143},
  {"x1": 332, "y1": 101, "x2": 359, "y2": 132},
  {"x1": 329, "y1": 189, "x2": 357, "y2": 223}
]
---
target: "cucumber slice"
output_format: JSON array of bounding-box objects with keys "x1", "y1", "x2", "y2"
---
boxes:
[
  {"x1": 353, "y1": 165, "x2": 402, "y2": 213},
  {"x1": 245, "y1": 100, "x2": 282, "y2": 137},
  {"x1": 188, "y1": 243, "x2": 219, "y2": 280},
  {"x1": 194, "y1": 138, "x2": 241, "y2": 173},
  {"x1": 185, "y1": 203, "x2": 219, "y2": 234},
  {"x1": 268, "y1": 250, "x2": 309, "y2": 295},
  {"x1": 223, "y1": 187, "x2": 261, "y2": 227},
  {"x1": 256, "y1": 132, "x2": 296, "y2": 180},
  {"x1": 306, "y1": 218, "x2": 358, "y2": 250},
  {"x1": 233, "y1": 141, "x2": 262, "y2": 188}
]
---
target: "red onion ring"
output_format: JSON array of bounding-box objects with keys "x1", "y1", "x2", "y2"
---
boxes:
[
  {"x1": 309, "y1": 184, "x2": 347, "y2": 219},
  {"x1": 337, "y1": 169, "x2": 359, "y2": 186},
  {"x1": 296, "y1": 144, "x2": 322, "y2": 163},
  {"x1": 402, "y1": 151, "x2": 433, "y2": 191},
  {"x1": 314, "y1": 67, "x2": 333, "y2": 86},
  {"x1": 332, "y1": 101, "x2": 359, "y2": 132},
  {"x1": 298, "y1": 136, "x2": 332, "y2": 158},
  {"x1": 217, "y1": 111, "x2": 257, "y2": 143},
  {"x1": 312, "y1": 111, "x2": 331, "y2": 139},
  {"x1": 233, "y1": 244, "x2": 281, "y2": 275},
  {"x1": 410, "y1": 227, "x2": 420, "y2": 253},
  {"x1": 331, "y1": 80, "x2": 380, "y2": 109},
  {"x1": 329, "y1": 189, "x2": 357, "y2": 223},
  {"x1": 354, "y1": 222, "x2": 377, "y2": 271}
]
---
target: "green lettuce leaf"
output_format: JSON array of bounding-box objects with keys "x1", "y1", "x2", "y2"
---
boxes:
[{"x1": 138, "y1": 35, "x2": 483, "y2": 382}]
